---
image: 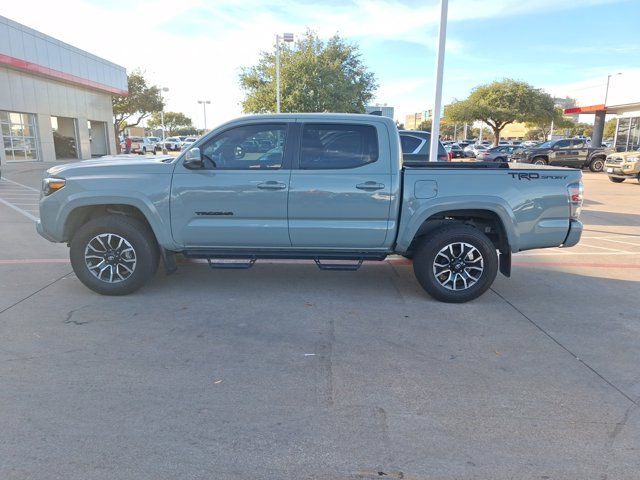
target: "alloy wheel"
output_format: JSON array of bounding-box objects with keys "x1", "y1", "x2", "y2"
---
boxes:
[
  {"x1": 432, "y1": 242, "x2": 484, "y2": 291},
  {"x1": 84, "y1": 233, "x2": 137, "y2": 283}
]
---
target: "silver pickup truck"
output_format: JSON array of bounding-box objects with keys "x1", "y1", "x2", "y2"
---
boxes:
[{"x1": 37, "y1": 114, "x2": 583, "y2": 303}]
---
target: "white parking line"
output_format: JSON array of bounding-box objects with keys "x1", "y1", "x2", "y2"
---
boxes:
[
  {"x1": 578, "y1": 243, "x2": 633, "y2": 253},
  {"x1": 0, "y1": 176, "x2": 40, "y2": 192},
  {"x1": 0, "y1": 197, "x2": 39, "y2": 221},
  {"x1": 595, "y1": 238, "x2": 640, "y2": 247}
]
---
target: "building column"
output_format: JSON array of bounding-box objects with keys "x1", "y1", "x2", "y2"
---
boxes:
[
  {"x1": 592, "y1": 109, "x2": 606, "y2": 147},
  {"x1": 36, "y1": 114, "x2": 55, "y2": 162},
  {"x1": 77, "y1": 117, "x2": 91, "y2": 160}
]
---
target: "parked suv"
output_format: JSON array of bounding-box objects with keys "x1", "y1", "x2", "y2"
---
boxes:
[
  {"x1": 510, "y1": 138, "x2": 610, "y2": 171},
  {"x1": 164, "y1": 137, "x2": 182, "y2": 151},
  {"x1": 605, "y1": 150, "x2": 640, "y2": 183},
  {"x1": 399, "y1": 130, "x2": 449, "y2": 163}
]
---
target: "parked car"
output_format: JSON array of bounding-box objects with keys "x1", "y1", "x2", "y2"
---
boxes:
[
  {"x1": 164, "y1": 137, "x2": 183, "y2": 151},
  {"x1": 510, "y1": 138, "x2": 612, "y2": 171},
  {"x1": 476, "y1": 145, "x2": 524, "y2": 163},
  {"x1": 146, "y1": 137, "x2": 162, "y2": 152},
  {"x1": 180, "y1": 137, "x2": 198, "y2": 151},
  {"x1": 463, "y1": 144, "x2": 489, "y2": 158},
  {"x1": 604, "y1": 150, "x2": 640, "y2": 183},
  {"x1": 521, "y1": 140, "x2": 540, "y2": 148},
  {"x1": 445, "y1": 143, "x2": 465, "y2": 158},
  {"x1": 399, "y1": 130, "x2": 449, "y2": 163},
  {"x1": 129, "y1": 137, "x2": 157, "y2": 155},
  {"x1": 37, "y1": 113, "x2": 584, "y2": 303}
]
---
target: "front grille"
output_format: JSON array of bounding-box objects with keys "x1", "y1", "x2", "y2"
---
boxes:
[{"x1": 606, "y1": 157, "x2": 624, "y2": 165}]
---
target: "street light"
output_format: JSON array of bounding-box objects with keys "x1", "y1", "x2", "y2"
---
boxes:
[
  {"x1": 275, "y1": 32, "x2": 294, "y2": 113},
  {"x1": 197, "y1": 100, "x2": 211, "y2": 131},
  {"x1": 604, "y1": 72, "x2": 622, "y2": 107},
  {"x1": 159, "y1": 87, "x2": 169, "y2": 153}
]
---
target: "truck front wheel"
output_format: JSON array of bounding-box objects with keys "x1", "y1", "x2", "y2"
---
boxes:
[
  {"x1": 70, "y1": 215, "x2": 159, "y2": 295},
  {"x1": 589, "y1": 157, "x2": 605, "y2": 172},
  {"x1": 413, "y1": 225, "x2": 498, "y2": 303}
]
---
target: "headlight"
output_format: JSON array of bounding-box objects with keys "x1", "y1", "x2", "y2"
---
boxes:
[
  {"x1": 626, "y1": 156, "x2": 639, "y2": 162},
  {"x1": 42, "y1": 177, "x2": 66, "y2": 196}
]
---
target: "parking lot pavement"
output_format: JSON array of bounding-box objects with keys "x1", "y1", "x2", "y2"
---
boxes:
[{"x1": 1, "y1": 164, "x2": 639, "y2": 479}]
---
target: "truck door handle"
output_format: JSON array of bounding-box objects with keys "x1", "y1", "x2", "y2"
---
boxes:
[
  {"x1": 356, "y1": 181, "x2": 385, "y2": 191},
  {"x1": 257, "y1": 181, "x2": 287, "y2": 190}
]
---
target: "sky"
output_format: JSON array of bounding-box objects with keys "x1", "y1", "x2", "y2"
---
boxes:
[{"x1": 2, "y1": 0, "x2": 640, "y2": 128}]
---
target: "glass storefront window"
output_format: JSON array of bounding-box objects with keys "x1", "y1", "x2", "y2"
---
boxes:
[{"x1": 1, "y1": 110, "x2": 40, "y2": 162}]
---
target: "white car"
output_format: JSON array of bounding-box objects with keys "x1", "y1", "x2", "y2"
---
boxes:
[
  {"x1": 463, "y1": 143, "x2": 489, "y2": 158},
  {"x1": 180, "y1": 137, "x2": 198, "y2": 151},
  {"x1": 164, "y1": 136, "x2": 183, "y2": 151}
]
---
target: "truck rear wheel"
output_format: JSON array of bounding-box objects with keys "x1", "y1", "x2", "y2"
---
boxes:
[
  {"x1": 413, "y1": 224, "x2": 498, "y2": 303},
  {"x1": 70, "y1": 215, "x2": 159, "y2": 295},
  {"x1": 532, "y1": 157, "x2": 547, "y2": 165}
]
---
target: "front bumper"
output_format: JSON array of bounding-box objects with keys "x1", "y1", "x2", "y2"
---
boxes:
[
  {"x1": 562, "y1": 220, "x2": 583, "y2": 248},
  {"x1": 36, "y1": 220, "x2": 56, "y2": 242},
  {"x1": 605, "y1": 164, "x2": 639, "y2": 178}
]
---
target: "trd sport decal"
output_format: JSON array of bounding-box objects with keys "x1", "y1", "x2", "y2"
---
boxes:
[
  {"x1": 508, "y1": 172, "x2": 568, "y2": 180},
  {"x1": 195, "y1": 211, "x2": 234, "y2": 216}
]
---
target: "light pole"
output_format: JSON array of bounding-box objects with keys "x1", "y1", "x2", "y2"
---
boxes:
[
  {"x1": 275, "y1": 32, "x2": 294, "y2": 113},
  {"x1": 428, "y1": 0, "x2": 448, "y2": 161},
  {"x1": 604, "y1": 72, "x2": 621, "y2": 107},
  {"x1": 159, "y1": 87, "x2": 169, "y2": 153},
  {"x1": 197, "y1": 100, "x2": 211, "y2": 132}
]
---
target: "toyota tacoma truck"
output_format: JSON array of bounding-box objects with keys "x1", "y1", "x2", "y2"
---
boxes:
[
  {"x1": 510, "y1": 138, "x2": 611, "y2": 172},
  {"x1": 604, "y1": 150, "x2": 640, "y2": 183},
  {"x1": 37, "y1": 114, "x2": 584, "y2": 303}
]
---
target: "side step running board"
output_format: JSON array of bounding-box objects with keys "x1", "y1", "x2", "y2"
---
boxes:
[
  {"x1": 314, "y1": 259, "x2": 364, "y2": 271},
  {"x1": 207, "y1": 258, "x2": 256, "y2": 269}
]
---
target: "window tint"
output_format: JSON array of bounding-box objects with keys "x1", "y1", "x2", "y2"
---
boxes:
[
  {"x1": 300, "y1": 124, "x2": 378, "y2": 169},
  {"x1": 201, "y1": 124, "x2": 287, "y2": 170},
  {"x1": 400, "y1": 135, "x2": 422, "y2": 153},
  {"x1": 572, "y1": 139, "x2": 585, "y2": 148},
  {"x1": 556, "y1": 140, "x2": 571, "y2": 148}
]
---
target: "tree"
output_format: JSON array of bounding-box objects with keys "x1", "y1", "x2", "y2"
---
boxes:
[
  {"x1": 417, "y1": 120, "x2": 432, "y2": 131},
  {"x1": 603, "y1": 119, "x2": 617, "y2": 139},
  {"x1": 444, "y1": 79, "x2": 555, "y2": 146},
  {"x1": 112, "y1": 71, "x2": 164, "y2": 151},
  {"x1": 239, "y1": 30, "x2": 377, "y2": 113},
  {"x1": 525, "y1": 108, "x2": 574, "y2": 140},
  {"x1": 148, "y1": 111, "x2": 193, "y2": 136}
]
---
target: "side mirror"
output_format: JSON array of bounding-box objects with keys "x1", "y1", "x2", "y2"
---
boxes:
[
  {"x1": 184, "y1": 147, "x2": 203, "y2": 169},
  {"x1": 234, "y1": 145, "x2": 245, "y2": 159}
]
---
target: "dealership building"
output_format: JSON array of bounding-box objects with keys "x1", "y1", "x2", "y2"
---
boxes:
[{"x1": 0, "y1": 15, "x2": 127, "y2": 167}]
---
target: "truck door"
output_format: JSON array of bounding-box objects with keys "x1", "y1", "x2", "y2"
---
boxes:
[
  {"x1": 170, "y1": 123, "x2": 293, "y2": 248},
  {"x1": 288, "y1": 122, "x2": 393, "y2": 248},
  {"x1": 571, "y1": 139, "x2": 590, "y2": 167},
  {"x1": 549, "y1": 139, "x2": 572, "y2": 166}
]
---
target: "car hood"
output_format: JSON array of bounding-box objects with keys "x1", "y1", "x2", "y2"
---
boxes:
[
  {"x1": 607, "y1": 150, "x2": 640, "y2": 160},
  {"x1": 46, "y1": 155, "x2": 176, "y2": 178}
]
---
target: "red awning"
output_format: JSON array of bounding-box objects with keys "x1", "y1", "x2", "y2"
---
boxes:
[{"x1": 563, "y1": 104, "x2": 605, "y2": 114}]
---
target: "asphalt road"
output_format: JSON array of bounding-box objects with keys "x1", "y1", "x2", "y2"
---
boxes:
[{"x1": 1, "y1": 161, "x2": 639, "y2": 479}]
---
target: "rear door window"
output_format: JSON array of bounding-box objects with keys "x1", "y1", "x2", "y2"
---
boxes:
[
  {"x1": 400, "y1": 135, "x2": 422, "y2": 154},
  {"x1": 300, "y1": 124, "x2": 378, "y2": 169}
]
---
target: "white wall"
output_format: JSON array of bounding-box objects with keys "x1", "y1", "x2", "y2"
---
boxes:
[{"x1": 0, "y1": 67, "x2": 116, "y2": 160}]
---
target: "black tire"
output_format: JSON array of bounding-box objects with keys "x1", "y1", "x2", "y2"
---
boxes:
[
  {"x1": 70, "y1": 215, "x2": 159, "y2": 295},
  {"x1": 412, "y1": 224, "x2": 498, "y2": 303},
  {"x1": 589, "y1": 157, "x2": 605, "y2": 172},
  {"x1": 608, "y1": 176, "x2": 625, "y2": 183},
  {"x1": 532, "y1": 157, "x2": 547, "y2": 165},
  {"x1": 494, "y1": 157, "x2": 505, "y2": 163}
]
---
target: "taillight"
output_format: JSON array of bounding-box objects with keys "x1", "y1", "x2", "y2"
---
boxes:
[
  {"x1": 448, "y1": 151, "x2": 453, "y2": 161},
  {"x1": 567, "y1": 181, "x2": 583, "y2": 219}
]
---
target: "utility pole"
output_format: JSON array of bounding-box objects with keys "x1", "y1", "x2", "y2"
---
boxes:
[{"x1": 428, "y1": 0, "x2": 448, "y2": 161}]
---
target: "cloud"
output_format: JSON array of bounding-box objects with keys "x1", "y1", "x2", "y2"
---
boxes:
[{"x1": 1, "y1": 0, "x2": 631, "y2": 126}]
